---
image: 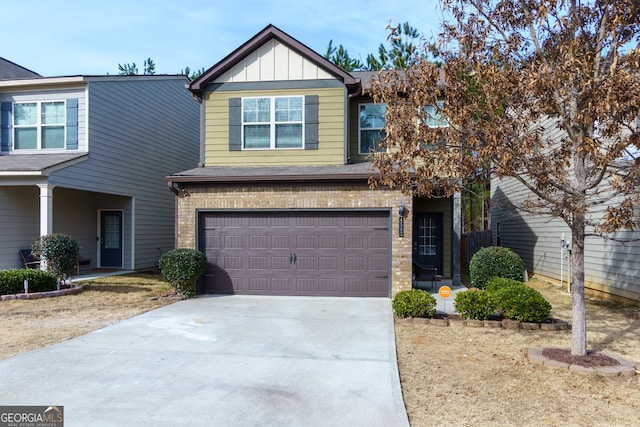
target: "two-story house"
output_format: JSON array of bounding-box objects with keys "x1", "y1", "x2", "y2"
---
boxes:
[
  {"x1": 167, "y1": 25, "x2": 462, "y2": 297},
  {"x1": 0, "y1": 72, "x2": 200, "y2": 271}
]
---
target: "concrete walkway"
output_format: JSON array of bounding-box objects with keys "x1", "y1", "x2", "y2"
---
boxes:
[
  {"x1": 414, "y1": 279, "x2": 467, "y2": 314},
  {"x1": 0, "y1": 296, "x2": 409, "y2": 427}
]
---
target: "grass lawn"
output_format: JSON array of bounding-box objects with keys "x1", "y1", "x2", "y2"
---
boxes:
[{"x1": 1, "y1": 273, "x2": 638, "y2": 425}]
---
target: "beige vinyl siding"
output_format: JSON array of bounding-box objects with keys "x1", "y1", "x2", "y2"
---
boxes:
[{"x1": 204, "y1": 87, "x2": 346, "y2": 166}]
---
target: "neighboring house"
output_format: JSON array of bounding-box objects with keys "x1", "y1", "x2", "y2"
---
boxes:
[
  {"x1": 167, "y1": 24, "x2": 461, "y2": 297},
  {"x1": 0, "y1": 57, "x2": 40, "y2": 80},
  {"x1": 492, "y1": 162, "x2": 640, "y2": 304},
  {"x1": 0, "y1": 74, "x2": 200, "y2": 271}
]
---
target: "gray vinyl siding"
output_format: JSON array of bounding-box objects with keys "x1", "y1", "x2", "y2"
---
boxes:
[
  {"x1": 492, "y1": 175, "x2": 640, "y2": 302},
  {"x1": 0, "y1": 186, "x2": 40, "y2": 269},
  {"x1": 48, "y1": 77, "x2": 199, "y2": 269}
]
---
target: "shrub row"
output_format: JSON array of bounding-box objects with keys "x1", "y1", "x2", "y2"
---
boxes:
[
  {"x1": 392, "y1": 289, "x2": 437, "y2": 318},
  {"x1": 0, "y1": 269, "x2": 58, "y2": 295},
  {"x1": 454, "y1": 277, "x2": 551, "y2": 323}
]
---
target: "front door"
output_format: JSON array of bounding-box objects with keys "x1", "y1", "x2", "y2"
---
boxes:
[
  {"x1": 413, "y1": 213, "x2": 443, "y2": 275},
  {"x1": 100, "y1": 210, "x2": 122, "y2": 268}
]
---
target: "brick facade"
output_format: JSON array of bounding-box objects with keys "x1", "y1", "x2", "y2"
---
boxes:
[{"x1": 176, "y1": 182, "x2": 413, "y2": 296}]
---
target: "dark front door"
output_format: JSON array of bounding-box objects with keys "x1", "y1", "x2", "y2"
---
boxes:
[
  {"x1": 413, "y1": 213, "x2": 443, "y2": 275},
  {"x1": 100, "y1": 210, "x2": 122, "y2": 268}
]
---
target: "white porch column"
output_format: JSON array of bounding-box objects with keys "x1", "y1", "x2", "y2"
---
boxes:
[
  {"x1": 37, "y1": 184, "x2": 55, "y2": 236},
  {"x1": 452, "y1": 192, "x2": 462, "y2": 287}
]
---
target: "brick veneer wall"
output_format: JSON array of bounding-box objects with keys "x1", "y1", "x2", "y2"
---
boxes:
[{"x1": 176, "y1": 182, "x2": 412, "y2": 296}]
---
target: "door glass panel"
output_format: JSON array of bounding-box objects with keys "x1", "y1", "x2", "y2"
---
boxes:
[
  {"x1": 104, "y1": 214, "x2": 121, "y2": 249},
  {"x1": 418, "y1": 217, "x2": 437, "y2": 256}
]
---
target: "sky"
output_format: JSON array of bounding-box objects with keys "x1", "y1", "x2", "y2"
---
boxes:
[{"x1": 3, "y1": 0, "x2": 445, "y2": 77}]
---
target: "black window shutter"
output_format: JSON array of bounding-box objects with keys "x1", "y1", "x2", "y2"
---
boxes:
[
  {"x1": 229, "y1": 98, "x2": 242, "y2": 151},
  {"x1": 305, "y1": 95, "x2": 319, "y2": 150},
  {"x1": 0, "y1": 102, "x2": 12, "y2": 152}
]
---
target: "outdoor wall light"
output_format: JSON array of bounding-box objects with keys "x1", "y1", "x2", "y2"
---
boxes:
[
  {"x1": 399, "y1": 203, "x2": 406, "y2": 217},
  {"x1": 398, "y1": 203, "x2": 407, "y2": 237}
]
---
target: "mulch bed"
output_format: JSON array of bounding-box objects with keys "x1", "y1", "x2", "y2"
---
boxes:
[{"x1": 542, "y1": 348, "x2": 621, "y2": 368}]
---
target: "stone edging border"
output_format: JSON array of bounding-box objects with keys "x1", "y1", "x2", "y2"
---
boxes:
[
  {"x1": 528, "y1": 347, "x2": 637, "y2": 377},
  {"x1": 0, "y1": 285, "x2": 83, "y2": 301},
  {"x1": 395, "y1": 316, "x2": 570, "y2": 331}
]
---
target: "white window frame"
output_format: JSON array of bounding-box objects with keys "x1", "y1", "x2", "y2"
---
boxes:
[
  {"x1": 420, "y1": 100, "x2": 448, "y2": 128},
  {"x1": 241, "y1": 95, "x2": 305, "y2": 150},
  {"x1": 358, "y1": 102, "x2": 387, "y2": 155},
  {"x1": 13, "y1": 100, "x2": 66, "y2": 150}
]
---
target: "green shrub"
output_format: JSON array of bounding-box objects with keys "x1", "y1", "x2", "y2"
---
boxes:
[
  {"x1": 32, "y1": 234, "x2": 79, "y2": 282},
  {"x1": 454, "y1": 289, "x2": 495, "y2": 320},
  {"x1": 490, "y1": 283, "x2": 552, "y2": 323},
  {"x1": 0, "y1": 269, "x2": 57, "y2": 295},
  {"x1": 485, "y1": 277, "x2": 524, "y2": 295},
  {"x1": 392, "y1": 289, "x2": 437, "y2": 318},
  {"x1": 159, "y1": 249, "x2": 207, "y2": 298},
  {"x1": 469, "y1": 246, "x2": 525, "y2": 290}
]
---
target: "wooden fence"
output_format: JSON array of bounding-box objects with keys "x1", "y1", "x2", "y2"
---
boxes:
[{"x1": 461, "y1": 229, "x2": 492, "y2": 267}]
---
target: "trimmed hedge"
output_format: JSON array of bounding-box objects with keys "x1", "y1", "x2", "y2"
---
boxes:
[
  {"x1": 488, "y1": 282, "x2": 551, "y2": 323},
  {"x1": 454, "y1": 289, "x2": 495, "y2": 320},
  {"x1": 392, "y1": 289, "x2": 437, "y2": 318},
  {"x1": 159, "y1": 248, "x2": 207, "y2": 298},
  {"x1": 485, "y1": 277, "x2": 524, "y2": 294},
  {"x1": 0, "y1": 269, "x2": 57, "y2": 295},
  {"x1": 469, "y1": 246, "x2": 524, "y2": 290}
]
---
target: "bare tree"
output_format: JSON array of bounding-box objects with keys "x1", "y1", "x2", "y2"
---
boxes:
[{"x1": 369, "y1": 0, "x2": 640, "y2": 356}]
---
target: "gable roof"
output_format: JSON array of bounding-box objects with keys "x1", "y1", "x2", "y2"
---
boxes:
[
  {"x1": 0, "y1": 57, "x2": 40, "y2": 80},
  {"x1": 188, "y1": 24, "x2": 361, "y2": 98}
]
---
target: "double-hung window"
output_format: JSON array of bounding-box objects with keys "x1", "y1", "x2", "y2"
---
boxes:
[
  {"x1": 421, "y1": 100, "x2": 448, "y2": 128},
  {"x1": 242, "y1": 96, "x2": 304, "y2": 149},
  {"x1": 358, "y1": 103, "x2": 387, "y2": 154},
  {"x1": 14, "y1": 101, "x2": 66, "y2": 150}
]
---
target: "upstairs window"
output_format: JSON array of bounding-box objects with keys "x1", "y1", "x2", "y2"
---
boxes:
[
  {"x1": 420, "y1": 100, "x2": 448, "y2": 128},
  {"x1": 359, "y1": 103, "x2": 387, "y2": 154},
  {"x1": 242, "y1": 96, "x2": 304, "y2": 149},
  {"x1": 14, "y1": 101, "x2": 66, "y2": 150}
]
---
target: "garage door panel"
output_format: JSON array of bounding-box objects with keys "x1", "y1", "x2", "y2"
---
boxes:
[
  {"x1": 295, "y1": 256, "x2": 317, "y2": 270},
  {"x1": 220, "y1": 256, "x2": 241, "y2": 269},
  {"x1": 296, "y1": 235, "x2": 318, "y2": 249},
  {"x1": 271, "y1": 256, "x2": 291, "y2": 270},
  {"x1": 318, "y1": 256, "x2": 338, "y2": 271},
  {"x1": 345, "y1": 235, "x2": 365, "y2": 249},
  {"x1": 224, "y1": 235, "x2": 243, "y2": 249},
  {"x1": 344, "y1": 257, "x2": 367, "y2": 271},
  {"x1": 199, "y1": 211, "x2": 390, "y2": 297}
]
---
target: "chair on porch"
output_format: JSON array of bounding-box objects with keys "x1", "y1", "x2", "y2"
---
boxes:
[
  {"x1": 19, "y1": 249, "x2": 41, "y2": 269},
  {"x1": 412, "y1": 261, "x2": 442, "y2": 292},
  {"x1": 75, "y1": 256, "x2": 92, "y2": 275}
]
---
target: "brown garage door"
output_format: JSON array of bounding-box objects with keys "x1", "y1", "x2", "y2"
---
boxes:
[{"x1": 199, "y1": 210, "x2": 390, "y2": 297}]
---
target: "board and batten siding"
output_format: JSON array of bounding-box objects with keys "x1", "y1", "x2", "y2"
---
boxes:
[
  {"x1": 492, "y1": 175, "x2": 640, "y2": 302},
  {"x1": 203, "y1": 86, "x2": 346, "y2": 166},
  {"x1": 49, "y1": 77, "x2": 200, "y2": 269}
]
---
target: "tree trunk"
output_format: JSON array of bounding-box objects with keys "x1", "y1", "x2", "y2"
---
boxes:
[{"x1": 570, "y1": 212, "x2": 587, "y2": 356}]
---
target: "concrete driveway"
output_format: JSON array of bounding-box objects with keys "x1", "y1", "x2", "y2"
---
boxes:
[{"x1": 0, "y1": 296, "x2": 409, "y2": 427}]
